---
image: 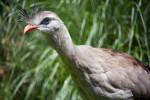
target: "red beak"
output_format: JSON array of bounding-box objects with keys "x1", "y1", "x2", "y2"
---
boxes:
[{"x1": 24, "y1": 24, "x2": 40, "y2": 34}]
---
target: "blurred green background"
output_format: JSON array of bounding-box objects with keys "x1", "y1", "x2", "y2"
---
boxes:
[{"x1": 0, "y1": 0, "x2": 150, "y2": 100}]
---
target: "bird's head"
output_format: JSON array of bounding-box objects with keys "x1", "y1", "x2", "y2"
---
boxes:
[
  {"x1": 19, "y1": 5, "x2": 73, "y2": 52},
  {"x1": 19, "y1": 5, "x2": 63, "y2": 36}
]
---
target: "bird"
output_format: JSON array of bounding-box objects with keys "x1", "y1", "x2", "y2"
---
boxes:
[{"x1": 19, "y1": 5, "x2": 150, "y2": 100}]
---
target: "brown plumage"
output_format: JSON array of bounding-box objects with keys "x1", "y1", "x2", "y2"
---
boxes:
[
  {"x1": 70, "y1": 46, "x2": 150, "y2": 100},
  {"x1": 19, "y1": 6, "x2": 150, "y2": 100}
]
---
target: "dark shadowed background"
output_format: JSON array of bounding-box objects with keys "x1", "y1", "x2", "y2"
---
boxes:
[{"x1": 0, "y1": 0, "x2": 150, "y2": 100}]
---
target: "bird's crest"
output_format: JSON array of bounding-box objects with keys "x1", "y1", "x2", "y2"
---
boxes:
[{"x1": 18, "y1": 4, "x2": 40, "y2": 24}]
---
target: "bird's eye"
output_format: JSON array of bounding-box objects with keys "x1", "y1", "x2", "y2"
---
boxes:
[{"x1": 40, "y1": 17, "x2": 51, "y2": 25}]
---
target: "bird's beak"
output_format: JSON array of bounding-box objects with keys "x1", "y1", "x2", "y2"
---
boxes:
[{"x1": 24, "y1": 24, "x2": 40, "y2": 34}]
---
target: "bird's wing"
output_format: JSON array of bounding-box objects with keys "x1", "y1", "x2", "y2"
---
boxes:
[
  {"x1": 75, "y1": 46, "x2": 150, "y2": 99},
  {"x1": 99, "y1": 48, "x2": 150, "y2": 99}
]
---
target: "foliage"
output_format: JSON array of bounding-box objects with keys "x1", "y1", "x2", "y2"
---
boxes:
[{"x1": 0, "y1": 0, "x2": 150, "y2": 100}]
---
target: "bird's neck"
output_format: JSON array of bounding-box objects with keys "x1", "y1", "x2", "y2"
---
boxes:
[{"x1": 45, "y1": 26, "x2": 75, "y2": 59}]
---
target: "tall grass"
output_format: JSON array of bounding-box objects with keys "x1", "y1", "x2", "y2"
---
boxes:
[{"x1": 0, "y1": 0, "x2": 150, "y2": 100}]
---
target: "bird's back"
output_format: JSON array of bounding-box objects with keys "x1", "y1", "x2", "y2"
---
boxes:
[{"x1": 64, "y1": 45, "x2": 150, "y2": 100}]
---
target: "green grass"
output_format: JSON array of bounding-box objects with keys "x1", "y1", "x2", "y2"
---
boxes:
[{"x1": 0, "y1": 0, "x2": 150, "y2": 100}]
